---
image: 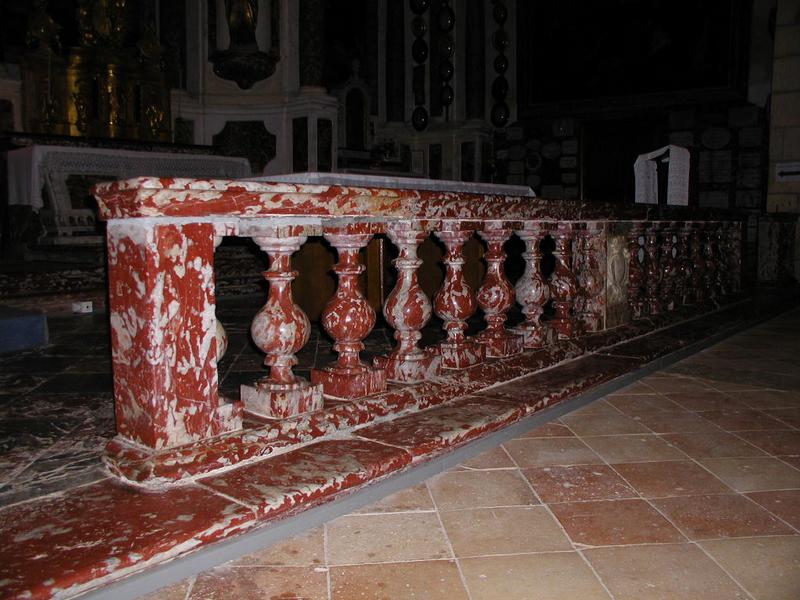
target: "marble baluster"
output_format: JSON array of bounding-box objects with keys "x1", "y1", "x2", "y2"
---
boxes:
[
  {"x1": 714, "y1": 223, "x2": 728, "y2": 297},
  {"x1": 434, "y1": 224, "x2": 486, "y2": 368},
  {"x1": 729, "y1": 221, "x2": 743, "y2": 294},
  {"x1": 476, "y1": 224, "x2": 524, "y2": 356},
  {"x1": 549, "y1": 223, "x2": 578, "y2": 339},
  {"x1": 659, "y1": 222, "x2": 677, "y2": 311},
  {"x1": 513, "y1": 223, "x2": 550, "y2": 347},
  {"x1": 627, "y1": 222, "x2": 646, "y2": 319},
  {"x1": 311, "y1": 231, "x2": 386, "y2": 398},
  {"x1": 676, "y1": 222, "x2": 692, "y2": 306},
  {"x1": 575, "y1": 222, "x2": 605, "y2": 331},
  {"x1": 644, "y1": 223, "x2": 662, "y2": 316},
  {"x1": 374, "y1": 223, "x2": 440, "y2": 383},
  {"x1": 702, "y1": 223, "x2": 718, "y2": 304},
  {"x1": 242, "y1": 232, "x2": 322, "y2": 418}
]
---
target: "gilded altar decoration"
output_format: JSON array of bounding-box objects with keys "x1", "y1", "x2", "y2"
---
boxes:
[
  {"x1": 210, "y1": 0, "x2": 280, "y2": 89},
  {"x1": 20, "y1": 0, "x2": 171, "y2": 142}
]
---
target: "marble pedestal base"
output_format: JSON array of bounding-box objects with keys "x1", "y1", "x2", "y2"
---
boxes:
[
  {"x1": 311, "y1": 365, "x2": 386, "y2": 399},
  {"x1": 373, "y1": 351, "x2": 441, "y2": 384},
  {"x1": 437, "y1": 340, "x2": 486, "y2": 369},
  {"x1": 478, "y1": 331, "x2": 525, "y2": 358},
  {"x1": 241, "y1": 378, "x2": 323, "y2": 419}
]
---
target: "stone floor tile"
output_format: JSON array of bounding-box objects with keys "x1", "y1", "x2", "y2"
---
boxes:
[
  {"x1": 523, "y1": 465, "x2": 637, "y2": 503},
  {"x1": 189, "y1": 565, "x2": 327, "y2": 600},
  {"x1": 326, "y1": 512, "x2": 451, "y2": 565},
  {"x1": 633, "y1": 411, "x2": 724, "y2": 434},
  {"x1": 660, "y1": 432, "x2": 768, "y2": 459},
  {"x1": 698, "y1": 408, "x2": 788, "y2": 432},
  {"x1": 549, "y1": 499, "x2": 686, "y2": 546},
  {"x1": 458, "y1": 445, "x2": 516, "y2": 469},
  {"x1": 613, "y1": 460, "x2": 731, "y2": 498},
  {"x1": 604, "y1": 394, "x2": 685, "y2": 416},
  {"x1": 640, "y1": 376, "x2": 714, "y2": 394},
  {"x1": 651, "y1": 494, "x2": 794, "y2": 539},
  {"x1": 735, "y1": 430, "x2": 800, "y2": 456},
  {"x1": 560, "y1": 412, "x2": 650, "y2": 436},
  {"x1": 582, "y1": 434, "x2": 687, "y2": 463},
  {"x1": 231, "y1": 526, "x2": 324, "y2": 566},
  {"x1": 460, "y1": 553, "x2": 612, "y2": 600},
  {"x1": 503, "y1": 437, "x2": 603, "y2": 468},
  {"x1": 608, "y1": 380, "x2": 658, "y2": 395},
  {"x1": 665, "y1": 390, "x2": 748, "y2": 412},
  {"x1": 439, "y1": 506, "x2": 571, "y2": 557},
  {"x1": 728, "y1": 389, "x2": 800, "y2": 410},
  {"x1": 584, "y1": 543, "x2": 747, "y2": 600},
  {"x1": 428, "y1": 469, "x2": 538, "y2": 510},
  {"x1": 699, "y1": 457, "x2": 800, "y2": 492},
  {"x1": 352, "y1": 484, "x2": 434, "y2": 514},
  {"x1": 137, "y1": 579, "x2": 192, "y2": 600},
  {"x1": 745, "y1": 489, "x2": 800, "y2": 530},
  {"x1": 763, "y1": 409, "x2": 800, "y2": 429},
  {"x1": 566, "y1": 400, "x2": 622, "y2": 416},
  {"x1": 515, "y1": 421, "x2": 575, "y2": 438},
  {"x1": 700, "y1": 536, "x2": 800, "y2": 600},
  {"x1": 330, "y1": 560, "x2": 469, "y2": 599}
]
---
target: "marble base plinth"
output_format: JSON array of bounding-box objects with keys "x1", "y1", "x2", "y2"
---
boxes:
[
  {"x1": 310, "y1": 365, "x2": 386, "y2": 399},
  {"x1": 373, "y1": 350, "x2": 441, "y2": 383},
  {"x1": 437, "y1": 340, "x2": 486, "y2": 369},
  {"x1": 477, "y1": 331, "x2": 525, "y2": 358},
  {"x1": 241, "y1": 378, "x2": 323, "y2": 419}
]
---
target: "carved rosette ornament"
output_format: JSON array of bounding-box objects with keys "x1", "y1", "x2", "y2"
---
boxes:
[
  {"x1": 548, "y1": 224, "x2": 578, "y2": 339},
  {"x1": 434, "y1": 225, "x2": 485, "y2": 368},
  {"x1": 242, "y1": 232, "x2": 322, "y2": 418},
  {"x1": 374, "y1": 223, "x2": 440, "y2": 383},
  {"x1": 514, "y1": 224, "x2": 550, "y2": 347},
  {"x1": 311, "y1": 231, "x2": 386, "y2": 398},
  {"x1": 627, "y1": 222, "x2": 646, "y2": 319},
  {"x1": 644, "y1": 223, "x2": 662, "y2": 316},
  {"x1": 476, "y1": 225, "x2": 524, "y2": 356}
]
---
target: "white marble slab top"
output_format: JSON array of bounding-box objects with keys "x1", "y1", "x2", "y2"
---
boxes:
[{"x1": 252, "y1": 172, "x2": 536, "y2": 197}]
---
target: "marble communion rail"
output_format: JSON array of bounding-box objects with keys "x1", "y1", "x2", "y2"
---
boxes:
[{"x1": 92, "y1": 177, "x2": 744, "y2": 486}]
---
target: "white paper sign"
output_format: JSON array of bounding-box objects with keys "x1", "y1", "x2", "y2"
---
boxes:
[{"x1": 634, "y1": 145, "x2": 690, "y2": 205}]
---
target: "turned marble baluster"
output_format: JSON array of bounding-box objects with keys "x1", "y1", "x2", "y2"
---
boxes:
[
  {"x1": 644, "y1": 223, "x2": 662, "y2": 316},
  {"x1": 434, "y1": 224, "x2": 485, "y2": 368},
  {"x1": 549, "y1": 223, "x2": 578, "y2": 339},
  {"x1": 514, "y1": 223, "x2": 550, "y2": 347},
  {"x1": 627, "y1": 222, "x2": 646, "y2": 319},
  {"x1": 702, "y1": 223, "x2": 718, "y2": 304},
  {"x1": 311, "y1": 231, "x2": 386, "y2": 398},
  {"x1": 659, "y1": 222, "x2": 677, "y2": 311},
  {"x1": 714, "y1": 223, "x2": 728, "y2": 297},
  {"x1": 676, "y1": 222, "x2": 692, "y2": 306},
  {"x1": 374, "y1": 223, "x2": 440, "y2": 383},
  {"x1": 241, "y1": 231, "x2": 322, "y2": 418},
  {"x1": 690, "y1": 223, "x2": 706, "y2": 304},
  {"x1": 476, "y1": 224, "x2": 524, "y2": 356},
  {"x1": 728, "y1": 221, "x2": 743, "y2": 294},
  {"x1": 575, "y1": 222, "x2": 605, "y2": 332}
]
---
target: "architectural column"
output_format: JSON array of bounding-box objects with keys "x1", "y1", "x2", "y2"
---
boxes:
[
  {"x1": 514, "y1": 223, "x2": 550, "y2": 347},
  {"x1": 548, "y1": 223, "x2": 578, "y2": 339},
  {"x1": 476, "y1": 224, "x2": 524, "y2": 357},
  {"x1": 374, "y1": 223, "x2": 441, "y2": 383},
  {"x1": 242, "y1": 231, "x2": 323, "y2": 418},
  {"x1": 434, "y1": 224, "x2": 485, "y2": 368},
  {"x1": 627, "y1": 222, "x2": 646, "y2": 319},
  {"x1": 644, "y1": 223, "x2": 662, "y2": 316},
  {"x1": 311, "y1": 230, "x2": 386, "y2": 398},
  {"x1": 575, "y1": 223, "x2": 605, "y2": 332}
]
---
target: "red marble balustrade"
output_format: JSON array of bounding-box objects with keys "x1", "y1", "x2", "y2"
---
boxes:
[{"x1": 93, "y1": 177, "x2": 745, "y2": 484}]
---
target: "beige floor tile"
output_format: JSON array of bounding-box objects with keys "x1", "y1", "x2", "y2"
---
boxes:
[
  {"x1": 567, "y1": 400, "x2": 622, "y2": 416},
  {"x1": 605, "y1": 394, "x2": 685, "y2": 416},
  {"x1": 699, "y1": 457, "x2": 800, "y2": 492},
  {"x1": 584, "y1": 544, "x2": 747, "y2": 600},
  {"x1": 428, "y1": 469, "x2": 538, "y2": 510},
  {"x1": 549, "y1": 499, "x2": 686, "y2": 546},
  {"x1": 560, "y1": 412, "x2": 650, "y2": 436},
  {"x1": 660, "y1": 432, "x2": 767, "y2": 459},
  {"x1": 326, "y1": 512, "x2": 451, "y2": 565},
  {"x1": 138, "y1": 580, "x2": 192, "y2": 600},
  {"x1": 665, "y1": 390, "x2": 748, "y2": 412},
  {"x1": 524, "y1": 465, "x2": 637, "y2": 503},
  {"x1": 189, "y1": 565, "x2": 328, "y2": 600},
  {"x1": 613, "y1": 460, "x2": 731, "y2": 497},
  {"x1": 330, "y1": 560, "x2": 469, "y2": 599},
  {"x1": 515, "y1": 421, "x2": 575, "y2": 438},
  {"x1": 609, "y1": 380, "x2": 658, "y2": 395},
  {"x1": 700, "y1": 536, "x2": 800, "y2": 600},
  {"x1": 439, "y1": 506, "x2": 571, "y2": 557},
  {"x1": 746, "y1": 489, "x2": 800, "y2": 529},
  {"x1": 583, "y1": 434, "x2": 687, "y2": 463},
  {"x1": 230, "y1": 526, "x2": 324, "y2": 566},
  {"x1": 698, "y1": 409, "x2": 787, "y2": 432},
  {"x1": 458, "y1": 445, "x2": 516, "y2": 469},
  {"x1": 460, "y1": 553, "x2": 612, "y2": 600},
  {"x1": 503, "y1": 437, "x2": 603, "y2": 468},
  {"x1": 641, "y1": 376, "x2": 714, "y2": 394},
  {"x1": 634, "y1": 411, "x2": 724, "y2": 434},
  {"x1": 352, "y1": 484, "x2": 434, "y2": 514},
  {"x1": 736, "y1": 430, "x2": 800, "y2": 456}
]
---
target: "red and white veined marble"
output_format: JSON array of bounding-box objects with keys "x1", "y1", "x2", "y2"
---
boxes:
[
  {"x1": 375, "y1": 223, "x2": 441, "y2": 383},
  {"x1": 242, "y1": 230, "x2": 322, "y2": 418},
  {"x1": 514, "y1": 224, "x2": 550, "y2": 347},
  {"x1": 433, "y1": 224, "x2": 485, "y2": 368},
  {"x1": 475, "y1": 225, "x2": 524, "y2": 357},
  {"x1": 106, "y1": 221, "x2": 241, "y2": 450},
  {"x1": 575, "y1": 223, "x2": 606, "y2": 332},
  {"x1": 644, "y1": 223, "x2": 663, "y2": 316},
  {"x1": 311, "y1": 231, "x2": 386, "y2": 398},
  {"x1": 549, "y1": 223, "x2": 578, "y2": 339}
]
